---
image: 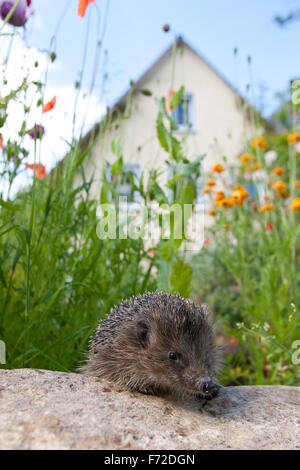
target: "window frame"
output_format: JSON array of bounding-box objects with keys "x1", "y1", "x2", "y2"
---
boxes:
[{"x1": 171, "y1": 92, "x2": 196, "y2": 133}]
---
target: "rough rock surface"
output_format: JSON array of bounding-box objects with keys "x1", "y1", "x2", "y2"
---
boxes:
[{"x1": 0, "y1": 368, "x2": 299, "y2": 450}]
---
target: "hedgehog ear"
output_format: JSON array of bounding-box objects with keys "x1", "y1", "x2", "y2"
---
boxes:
[{"x1": 136, "y1": 321, "x2": 149, "y2": 347}]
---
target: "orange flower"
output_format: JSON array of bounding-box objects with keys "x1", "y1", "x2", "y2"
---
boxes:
[
  {"x1": 215, "y1": 191, "x2": 225, "y2": 202},
  {"x1": 287, "y1": 132, "x2": 300, "y2": 144},
  {"x1": 296, "y1": 181, "x2": 300, "y2": 188},
  {"x1": 272, "y1": 167, "x2": 285, "y2": 176},
  {"x1": 211, "y1": 163, "x2": 225, "y2": 173},
  {"x1": 42, "y1": 96, "x2": 56, "y2": 113},
  {"x1": 290, "y1": 198, "x2": 300, "y2": 212},
  {"x1": 252, "y1": 136, "x2": 267, "y2": 150},
  {"x1": 202, "y1": 187, "x2": 212, "y2": 194},
  {"x1": 273, "y1": 181, "x2": 286, "y2": 191},
  {"x1": 208, "y1": 210, "x2": 216, "y2": 216},
  {"x1": 276, "y1": 188, "x2": 288, "y2": 199},
  {"x1": 203, "y1": 238, "x2": 211, "y2": 246},
  {"x1": 77, "y1": 0, "x2": 95, "y2": 18},
  {"x1": 216, "y1": 198, "x2": 234, "y2": 209},
  {"x1": 259, "y1": 203, "x2": 274, "y2": 212},
  {"x1": 205, "y1": 179, "x2": 216, "y2": 187},
  {"x1": 0, "y1": 134, "x2": 3, "y2": 148},
  {"x1": 25, "y1": 163, "x2": 46, "y2": 180},
  {"x1": 166, "y1": 89, "x2": 176, "y2": 113},
  {"x1": 287, "y1": 134, "x2": 296, "y2": 144},
  {"x1": 231, "y1": 187, "x2": 249, "y2": 206},
  {"x1": 239, "y1": 154, "x2": 251, "y2": 164}
]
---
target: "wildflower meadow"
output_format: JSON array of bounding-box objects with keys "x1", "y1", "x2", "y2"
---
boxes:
[{"x1": 0, "y1": 0, "x2": 299, "y2": 387}]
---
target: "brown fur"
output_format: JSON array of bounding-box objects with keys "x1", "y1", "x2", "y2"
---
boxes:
[{"x1": 84, "y1": 292, "x2": 221, "y2": 398}]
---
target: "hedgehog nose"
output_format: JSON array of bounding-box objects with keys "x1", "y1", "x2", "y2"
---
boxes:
[{"x1": 202, "y1": 380, "x2": 217, "y2": 394}]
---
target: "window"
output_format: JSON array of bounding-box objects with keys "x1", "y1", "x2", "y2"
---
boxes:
[
  {"x1": 171, "y1": 93, "x2": 195, "y2": 132},
  {"x1": 106, "y1": 163, "x2": 142, "y2": 202},
  {"x1": 245, "y1": 182, "x2": 265, "y2": 203}
]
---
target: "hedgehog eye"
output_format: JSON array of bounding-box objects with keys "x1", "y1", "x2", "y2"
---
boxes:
[{"x1": 168, "y1": 351, "x2": 177, "y2": 361}]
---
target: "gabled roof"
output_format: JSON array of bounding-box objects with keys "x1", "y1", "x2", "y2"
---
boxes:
[
  {"x1": 81, "y1": 36, "x2": 270, "y2": 153},
  {"x1": 113, "y1": 35, "x2": 242, "y2": 109},
  {"x1": 80, "y1": 36, "x2": 248, "y2": 150}
]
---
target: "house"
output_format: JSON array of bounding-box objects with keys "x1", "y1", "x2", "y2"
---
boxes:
[{"x1": 75, "y1": 36, "x2": 252, "y2": 204}]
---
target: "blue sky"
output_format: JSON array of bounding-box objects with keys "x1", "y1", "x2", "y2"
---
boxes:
[{"x1": 28, "y1": 0, "x2": 300, "y2": 116}]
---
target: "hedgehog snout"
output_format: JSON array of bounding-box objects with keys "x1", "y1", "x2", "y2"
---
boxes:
[{"x1": 201, "y1": 380, "x2": 220, "y2": 400}]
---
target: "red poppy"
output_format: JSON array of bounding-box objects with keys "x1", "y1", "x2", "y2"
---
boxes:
[
  {"x1": 0, "y1": 134, "x2": 3, "y2": 148},
  {"x1": 77, "y1": 0, "x2": 95, "y2": 18},
  {"x1": 203, "y1": 238, "x2": 211, "y2": 246},
  {"x1": 25, "y1": 163, "x2": 46, "y2": 180},
  {"x1": 42, "y1": 96, "x2": 56, "y2": 113},
  {"x1": 166, "y1": 89, "x2": 175, "y2": 113},
  {"x1": 265, "y1": 223, "x2": 273, "y2": 231}
]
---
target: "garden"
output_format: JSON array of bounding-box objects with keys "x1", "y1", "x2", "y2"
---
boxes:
[{"x1": 0, "y1": 0, "x2": 299, "y2": 387}]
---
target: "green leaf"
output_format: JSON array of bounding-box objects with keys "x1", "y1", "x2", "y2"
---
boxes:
[
  {"x1": 111, "y1": 139, "x2": 123, "y2": 158},
  {"x1": 156, "y1": 257, "x2": 170, "y2": 292},
  {"x1": 147, "y1": 171, "x2": 168, "y2": 204},
  {"x1": 170, "y1": 86, "x2": 185, "y2": 110},
  {"x1": 140, "y1": 89, "x2": 152, "y2": 96},
  {"x1": 156, "y1": 111, "x2": 183, "y2": 162},
  {"x1": 0, "y1": 198, "x2": 19, "y2": 212},
  {"x1": 170, "y1": 259, "x2": 193, "y2": 298},
  {"x1": 110, "y1": 156, "x2": 123, "y2": 175}
]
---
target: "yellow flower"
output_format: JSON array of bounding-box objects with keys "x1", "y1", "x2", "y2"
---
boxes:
[
  {"x1": 252, "y1": 136, "x2": 268, "y2": 150},
  {"x1": 290, "y1": 198, "x2": 300, "y2": 212},
  {"x1": 208, "y1": 210, "x2": 216, "y2": 216},
  {"x1": 212, "y1": 164, "x2": 225, "y2": 173},
  {"x1": 296, "y1": 181, "x2": 300, "y2": 188},
  {"x1": 259, "y1": 203, "x2": 274, "y2": 212},
  {"x1": 276, "y1": 188, "x2": 289, "y2": 199},
  {"x1": 272, "y1": 167, "x2": 285, "y2": 176},
  {"x1": 202, "y1": 187, "x2": 212, "y2": 194},
  {"x1": 205, "y1": 179, "x2": 216, "y2": 187},
  {"x1": 287, "y1": 132, "x2": 300, "y2": 144},
  {"x1": 231, "y1": 187, "x2": 249, "y2": 206},
  {"x1": 273, "y1": 181, "x2": 286, "y2": 191},
  {"x1": 216, "y1": 198, "x2": 234, "y2": 209},
  {"x1": 215, "y1": 191, "x2": 225, "y2": 202},
  {"x1": 239, "y1": 154, "x2": 251, "y2": 164},
  {"x1": 254, "y1": 163, "x2": 261, "y2": 171}
]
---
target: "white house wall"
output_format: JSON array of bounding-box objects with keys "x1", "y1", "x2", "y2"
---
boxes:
[{"x1": 75, "y1": 43, "x2": 251, "y2": 201}]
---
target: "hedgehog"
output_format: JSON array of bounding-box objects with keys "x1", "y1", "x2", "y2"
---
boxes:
[{"x1": 84, "y1": 292, "x2": 221, "y2": 400}]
